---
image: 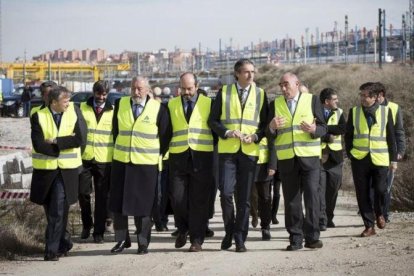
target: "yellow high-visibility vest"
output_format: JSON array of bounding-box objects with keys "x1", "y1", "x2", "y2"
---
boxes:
[
  {"x1": 113, "y1": 97, "x2": 161, "y2": 165},
  {"x1": 218, "y1": 84, "x2": 264, "y2": 157},
  {"x1": 350, "y1": 105, "x2": 390, "y2": 166},
  {"x1": 257, "y1": 137, "x2": 269, "y2": 164},
  {"x1": 30, "y1": 105, "x2": 43, "y2": 117},
  {"x1": 387, "y1": 101, "x2": 399, "y2": 126},
  {"x1": 274, "y1": 94, "x2": 321, "y2": 160},
  {"x1": 32, "y1": 103, "x2": 82, "y2": 169},
  {"x1": 168, "y1": 94, "x2": 213, "y2": 153},
  {"x1": 80, "y1": 102, "x2": 114, "y2": 163},
  {"x1": 321, "y1": 108, "x2": 343, "y2": 151}
]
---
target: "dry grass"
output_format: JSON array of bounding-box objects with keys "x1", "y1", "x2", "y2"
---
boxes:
[
  {"x1": 0, "y1": 201, "x2": 45, "y2": 260},
  {"x1": 257, "y1": 63, "x2": 414, "y2": 210}
]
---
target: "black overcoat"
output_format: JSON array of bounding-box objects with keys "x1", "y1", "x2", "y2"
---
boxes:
[{"x1": 108, "y1": 96, "x2": 171, "y2": 216}]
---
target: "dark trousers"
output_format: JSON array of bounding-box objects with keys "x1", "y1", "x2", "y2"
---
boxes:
[
  {"x1": 280, "y1": 158, "x2": 320, "y2": 245},
  {"x1": 113, "y1": 213, "x2": 152, "y2": 247},
  {"x1": 319, "y1": 162, "x2": 343, "y2": 226},
  {"x1": 23, "y1": 101, "x2": 31, "y2": 117},
  {"x1": 250, "y1": 179, "x2": 272, "y2": 229},
  {"x1": 378, "y1": 169, "x2": 394, "y2": 221},
  {"x1": 152, "y1": 164, "x2": 169, "y2": 227},
  {"x1": 169, "y1": 156, "x2": 212, "y2": 244},
  {"x1": 219, "y1": 152, "x2": 256, "y2": 246},
  {"x1": 208, "y1": 147, "x2": 219, "y2": 220},
  {"x1": 271, "y1": 172, "x2": 281, "y2": 219},
  {"x1": 351, "y1": 156, "x2": 388, "y2": 228},
  {"x1": 43, "y1": 173, "x2": 71, "y2": 255},
  {"x1": 78, "y1": 161, "x2": 111, "y2": 236}
]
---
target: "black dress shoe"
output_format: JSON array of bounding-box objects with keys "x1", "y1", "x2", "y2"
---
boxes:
[
  {"x1": 251, "y1": 217, "x2": 258, "y2": 228},
  {"x1": 81, "y1": 227, "x2": 91, "y2": 239},
  {"x1": 221, "y1": 233, "x2": 233, "y2": 250},
  {"x1": 110, "y1": 240, "x2": 131, "y2": 253},
  {"x1": 286, "y1": 244, "x2": 303, "y2": 251},
  {"x1": 205, "y1": 228, "x2": 214, "y2": 238},
  {"x1": 155, "y1": 224, "x2": 169, "y2": 232},
  {"x1": 304, "y1": 240, "x2": 323, "y2": 249},
  {"x1": 327, "y1": 220, "x2": 336, "y2": 228},
  {"x1": 93, "y1": 234, "x2": 104, "y2": 244},
  {"x1": 271, "y1": 216, "x2": 279, "y2": 225},
  {"x1": 137, "y1": 245, "x2": 148, "y2": 255},
  {"x1": 320, "y1": 224, "x2": 327, "y2": 231},
  {"x1": 171, "y1": 229, "x2": 179, "y2": 237},
  {"x1": 235, "y1": 244, "x2": 247, "y2": 253},
  {"x1": 175, "y1": 232, "x2": 188, "y2": 248},
  {"x1": 189, "y1": 242, "x2": 202, "y2": 252},
  {"x1": 44, "y1": 253, "x2": 59, "y2": 261},
  {"x1": 261, "y1": 229, "x2": 271, "y2": 241}
]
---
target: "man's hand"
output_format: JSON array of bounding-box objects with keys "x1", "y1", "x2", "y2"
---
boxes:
[
  {"x1": 45, "y1": 138, "x2": 56, "y2": 144},
  {"x1": 300, "y1": 118, "x2": 316, "y2": 134},
  {"x1": 268, "y1": 169, "x2": 276, "y2": 176},
  {"x1": 269, "y1": 116, "x2": 286, "y2": 130},
  {"x1": 397, "y1": 154, "x2": 403, "y2": 161},
  {"x1": 241, "y1": 134, "x2": 256, "y2": 144},
  {"x1": 390, "y1": 162, "x2": 398, "y2": 172},
  {"x1": 226, "y1": 130, "x2": 243, "y2": 139}
]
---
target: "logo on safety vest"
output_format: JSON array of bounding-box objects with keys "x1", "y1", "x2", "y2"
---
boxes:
[{"x1": 142, "y1": 115, "x2": 151, "y2": 123}]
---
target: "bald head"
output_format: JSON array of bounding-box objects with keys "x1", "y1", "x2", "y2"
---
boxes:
[
  {"x1": 180, "y1": 72, "x2": 198, "y2": 100},
  {"x1": 279, "y1": 72, "x2": 300, "y2": 100}
]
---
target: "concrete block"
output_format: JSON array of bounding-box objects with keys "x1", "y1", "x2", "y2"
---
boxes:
[
  {"x1": 20, "y1": 157, "x2": 33, "y2": 173},
  {"x1": 6, "y1": 158, "x2": 21, "y2": 174},
  {"x1": 21, "y1": 173, "x2": 32, "y2": 189},
  {"x1": 7, "y1": 173, "x2": 22, "y2": 189}
]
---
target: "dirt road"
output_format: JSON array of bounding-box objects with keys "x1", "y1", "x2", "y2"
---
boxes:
[{"x1": 1, "y1": 193, "x2": 413, "y2": 276}]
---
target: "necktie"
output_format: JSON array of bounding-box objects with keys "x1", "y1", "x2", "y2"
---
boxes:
[
  {"x1": 186, "y1": 100, "x2": 193, "y2": 122},
  {"x1": 133, "y1": 104, "x2": 141, "y2": 119},
  {"x1": 53, "y1": 113, "x2": 62, "y2": 128},
  {"x1": 324, "y1": 110, "x2": 330, "y2": 120},
  {"x1": 239, "y1": 89, "x2": 248, "y2": 106},
  {"x1": 96, "y1": 106, "x2": 103, "y2": 114},
  {"x1": 287, "y1": 100, "x2": 293, "y2": 115}
]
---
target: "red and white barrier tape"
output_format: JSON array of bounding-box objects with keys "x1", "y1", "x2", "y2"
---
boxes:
[
  {"x1": 0, "y1": 145, "x2": 32, "y2": 151},
  {"x1": 0, "y1": 191, "x2": 30, "y2": 200}
]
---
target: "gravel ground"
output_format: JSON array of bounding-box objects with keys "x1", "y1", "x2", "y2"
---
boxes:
[{"x1": 1, "y1": 117, "x2": 414, "y2": 276}]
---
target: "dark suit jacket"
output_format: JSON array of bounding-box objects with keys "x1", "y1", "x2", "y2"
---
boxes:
[
  {"x1": 321, "y1": 109, "x2": 346, "y2": 168},
  {"x1": 30, "y1": 104, "x2": 87, "y2": 205},
  {"x1": 207, "y1": 84, "x2": 269, "y2": 159},
  {"x1": 267, "y1": 93, "x2": 327, "y2": 173}
]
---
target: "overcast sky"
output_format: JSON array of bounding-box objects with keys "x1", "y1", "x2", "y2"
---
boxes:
[{"x1": 1, "y1": 0, "x2": 410, "y2": 61}]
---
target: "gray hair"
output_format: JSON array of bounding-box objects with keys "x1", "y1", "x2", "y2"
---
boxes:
[{"x1": 48, "y1": 86, "x2": 71, "y2": 103}]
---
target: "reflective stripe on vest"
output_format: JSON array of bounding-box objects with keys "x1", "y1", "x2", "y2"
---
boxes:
[
  {"x1": 113, "y1": 97, "x2": 160, "y2": 165},
  {"x1": 257, "y1": 137, "x2": 269, "y2": 164},
  {"x1": 32, "y1": 103, "x2": 82, "y2": 169},
  {"x1": 80, "y1": 102, "x2": 114, "y2": 162},
  {"x1": 218, "y1": 84, "x2": 264, "y2": 156},
  {"x1": 350, "y1": 105, "x2": 389, "y2": 166},
  {"x1": 274, "y1": 94, "x2": 321, "y2": 160},
  {"x1": 321, "y1": 108, "x2": 343, "y2": 151},
  {"x1": 168, "y1": 95, "x2": 213, "y2": 153}
]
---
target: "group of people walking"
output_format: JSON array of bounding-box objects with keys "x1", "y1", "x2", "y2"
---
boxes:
[{"x1": 28, "y1": 58, "x2": 405, "y2": 261}]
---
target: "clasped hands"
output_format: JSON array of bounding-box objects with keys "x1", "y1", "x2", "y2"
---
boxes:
[{"x1": 226, "y1": 130, "x2": 256, "y2": 144}]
